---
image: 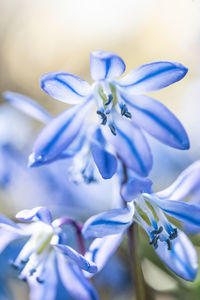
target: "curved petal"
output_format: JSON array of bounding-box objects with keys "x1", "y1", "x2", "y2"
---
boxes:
[
  {"x1": 57, "y1": 254, "x2": 99, "y2": 300},
  {"x1": 0, "y1": 229, "x2": 21, "y2": 254},
  {"x1": 2, "y1": 91, "x2": 52, "y2": 123},
  {"x1": 16, "y1": 207, "x2": 53, "y2": 225},
  {"x1": 90, "y1": 50, "x2": 126, "y2": 80},
  {"x1": 82, "y1": 207, "x2": 133, "y2": 239},
  {"x1": 90, "y1": 128, "x2": 117, "y2": 179},
  {"x1": 155, "y1": 230, "x2": 198, "y2": 281},
  {"x1": 29, "y1": 99, "x2": 93, "y2": 167},
  {"x1": 121, "y1": 178, "x2": 153, "y2": 202},
  {"x1": 120, "y1": 92, "x2": 189, "y2": 150},
  {"x1": 148, "y1": 194, "x2": 200, "y2": 228},
  {"x1": 105, "y1": 118, "x2": 153, "y2": 177},
  {"x1": 85, "y1": 233, "x2": 124, "y2": 278},
  {"x1": 157, "y1": 161, "x2": 200, "y2": 201},
  {"x1": 28, "y1": 256, "x2": 57, "y2": 300},
  {"x1": 54, "y1": 244, "x2": 97, "y2": 273},
  {"x1": 117, "y1": 61, "x2": 188, "y2": 94},
  {"x1": 40, "y1": 72, "x2": 91, "y2": 104}
]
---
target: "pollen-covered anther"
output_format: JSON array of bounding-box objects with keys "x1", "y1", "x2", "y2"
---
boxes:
[
  {"x1": 169, "y1": 228, "x2": 178, "y2": 240},
  {"x1": 121, "y1": 104, "x2": 132, "y2": 119},
  {"x1": 105, "y1": 94, "x2": 113, "y2": 106},
  {"x1": 36, "y1": 276, "x2": 45, "y2": 284},
  {"x1": 29, "y1": 268, "x2": 36, "y2": 276},
  {"x1": 151, "y1": 226, "x2": 163, "y2": 235},
  {"x1": 109, "y1": 124, "x2": 117, "y2": 136},
  {"x1": 166, "y1": 239, "x2": 172, "y2": 250},
  {"x1": 149, "y1": 235, "x2": 160, "y2": 249},
  {"x1": 96, "y1": 110, "x2": 107, "y2": 125}
]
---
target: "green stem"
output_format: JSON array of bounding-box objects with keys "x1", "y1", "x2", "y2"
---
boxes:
[{"x1": 127, "y1": 223, "x2": 149, "y2": 300}]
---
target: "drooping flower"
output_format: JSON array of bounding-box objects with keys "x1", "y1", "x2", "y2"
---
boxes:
[
  {"x1": 9, "y1": 51, "x2": 189, "y2": 179},
  {"x1": 0, "y1": 207, "x2": 99, "y2": 300},
  {"x1": 82, "y1": 161, "x2": 200, "y2": 281}
]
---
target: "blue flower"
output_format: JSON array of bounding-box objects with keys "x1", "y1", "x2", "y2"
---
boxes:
[
  {"x1": 0, "y1": 207, "x2": 99, "y2": 300},
  {"x1": 82, "y1": 162, "x2": 200, "y2": 281},
  {"x1": 13, "y1": 51, "x2": 189, "y2": 179}
]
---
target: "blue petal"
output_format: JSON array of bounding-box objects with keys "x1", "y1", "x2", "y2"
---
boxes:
[
  {"x1": 85, "y1": 233, "x2": 124, "y2": 277},
  {"x1": 121, "y1": 92, "x2": 189, "y2": 150},
  {"x1": 121, "y1": 178, "x2": 153, "y2": 202},
  {"x1": 16, "y1": 207, "x2": 53, "y2": 225},
  {"x1": 106, "y1": 118, "x2": 152, "y2": 177},
  {"x1": 149, "y1": 195, "x2": 200, "y2": 227},
  {"x1": 57, "y1": 254, "x2": 99, "y2": 300},
  {"x1": 0, "y1": 214, "x2": 21, "y2": 229},
  {"x1": 28, "y1": 257, "x2": 57, "y2": 300},
  {"x1": 3, "y1": 91, "x2": 52, "y2": 123},
  {"x1": 82, "y1": 208, "x2": 133, "y2": 239},
  {"x1": 40, "y1": 72, "x2": 91, "y2": 104},
  {"x1": 117, "y1": 61, "x2": 188, "y2": 94},
  {"x1": 0, "y1": 230, "x2": 21, "y2": 254},
  {"x1": 90, "y1": 128, "x2": 117, "y2": 179},
  {"x1": 157, "y1": 161, "x2": 200, "y2": 200},
  {"x1": 90, "y1": 50, "x2": 126, "y2": 80},
  {"x1": 54, "y1": 244, "x2": 97, "y2": 273},
  {"x1": 155, "y1": 230, "x2": 198, "y2": 281},
  {"x1": 29, "y1": 100, "x2": 93, "y2": 167}
]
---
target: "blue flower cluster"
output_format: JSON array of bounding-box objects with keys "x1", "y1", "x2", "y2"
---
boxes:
[{"x1": 1, "y1": 50, "x2": 200, "y2": 300}]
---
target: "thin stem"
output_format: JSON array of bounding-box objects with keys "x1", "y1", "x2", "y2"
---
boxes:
[
  {"x1": 53, "y1": 217, "x2": 85, "y2": 255},
  {"x1": 121, "y1": 162, "x2": 149, "y2": 300},
  {"x1": 128, "y1": 223, "x2": 148, "y2": 300}
]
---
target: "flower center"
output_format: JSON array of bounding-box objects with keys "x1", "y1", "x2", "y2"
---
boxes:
[
  {"x1": 93, "y1": 81, "x2": 132, "y2": 135},
  {"x1": 133, "y1": 194, "x2": 178, "y2": 250},
  {"x1": 11, "y1": 222, "x2": 58, "y2": 283}
]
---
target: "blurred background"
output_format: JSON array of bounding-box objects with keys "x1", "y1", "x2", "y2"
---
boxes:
[{"x1": 1, "y1": 0, "x2": 200, "y2": 299}]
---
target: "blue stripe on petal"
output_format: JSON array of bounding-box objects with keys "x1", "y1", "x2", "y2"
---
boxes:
[
  {"x1": 29, "y1": 99, "x2": 93, "y2": 166},
  {"x1": 16, "y1": 207, "x2": 53, "y2": 224},
  {"x1": 157, "y1": 161, "x2": 200, "y2": 200},
  {"x1": 57, "y1": 254, "x2": 99, "y2": 300},
  {"x1": 40, "y1": 72, "x2": 91, "y2": 104},
  {"x1": 90, "y1": 128, "x2": 117, "y2": 179},
  {"x1": 117, "y1": 61, "x2": 188, "y2": 94},
  {"x1": 121, "y1": 92, "x2": 189, "y2": 150},
  {"x1": 3, "y1": 91, "x2": 52, "y2": 123},
  {"x1": 151, "y1": 196, "x2": 200, "y2": 227},
  {"x1": 105, "y1": 118, "x2": 152, "y2": 177},
  {"x1": 82, "y1": 208, "x2": 133, "y2": 239},
  {"x1": 155, "y1": 230, "x2": 198, "y2": 281},
  {"x1": 54, "y1": 244, "x2": 97, "y2": 273},
  {"x1": 90, "y1": 51, "x2": 126, "y2": 80}
]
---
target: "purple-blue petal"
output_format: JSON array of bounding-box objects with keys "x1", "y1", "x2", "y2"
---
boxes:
[
  {"x1": 157, "y1": 161, "x2": 200, "y2": 201},
  {"x1": 28, "y1": 257, "x2": 57, "y2": 300},
  {"x1": 85, "y1": 233, "x2": 124, "y2": 277},
  {"x1": 106, "y1": 118, "x2": 153, "y2": 177},
  {"x1": 90, "y1": 50, "x2": 126, "y2": 80},
  {"x1": 57, "y1": 254, "x2": 99, "y2": 300},
  {"x1": 16, "y1": 207, "x2": 53, "y2": 225},
  {"x1": 82, "y1": 208, "x2": 133, "y2": 239},
  {"x1": 151, "y1": 196, "x2": 200, "y2": 227},
  {"x1": 90, "y1": 128, "x2": 117, "y2": 179},
  {"x1": 29, "y1": 99, "x2": 93, "y2": 167},
  {"x1": 40, "y1": 72, "x2": 91, "y2": 104},
  {"x1": 117, "y1": 61, "x2": 188, "y2": 94},
  {"x1": 54, "y1": 244, "x2": 97, "y2": 273},
  {"x1": 120, "y1": 93, "x2": 189, "y2": 150},
  {"x1": 121, "y1": 178, "x2": 153, "y2": 202},
  {"x1": 3, "y1": 91, "x2": 52, "y2": 124},
  {"x1": 155, "y1": 230, "x2": 198, "y2": 281}
]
